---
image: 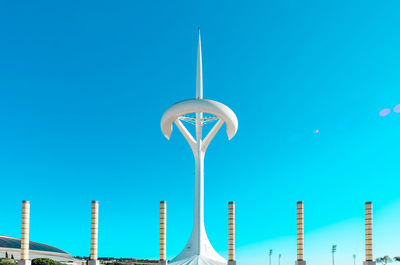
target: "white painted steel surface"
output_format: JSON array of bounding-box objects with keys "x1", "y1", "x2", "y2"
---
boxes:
[{"x1": 161, "y1": 29, "x2": 238, "y2": 265}]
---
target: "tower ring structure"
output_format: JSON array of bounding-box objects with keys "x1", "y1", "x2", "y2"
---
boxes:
[{"x1": 160, "y1": 29, "x2": 238, "y2": 265}]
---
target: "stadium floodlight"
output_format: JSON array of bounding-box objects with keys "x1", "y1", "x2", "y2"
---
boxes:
[
  {"x1": 161, "y1": 28, "x2": 238, "y2": 265},
  {"x1": 332, "y1": 245, "x2": 337, "y2": 265},
  {"x1": 269, "y1": 249, "x2": 273, "y2": 265}
]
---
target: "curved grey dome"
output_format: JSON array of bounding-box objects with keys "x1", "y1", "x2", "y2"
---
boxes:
[{"x1": 0, "y1": 235, "x2": 68, "y2": 254}]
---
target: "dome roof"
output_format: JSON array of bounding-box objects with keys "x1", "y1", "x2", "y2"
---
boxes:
[{"x1": 0, "y1": 235, "x2": 68, "y2": 254}]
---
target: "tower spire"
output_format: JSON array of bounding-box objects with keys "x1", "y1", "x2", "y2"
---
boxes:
[{"x1": 196, "y1": 27, "x2": 203, "y2": 99}]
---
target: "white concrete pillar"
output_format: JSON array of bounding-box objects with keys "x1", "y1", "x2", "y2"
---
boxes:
[
  {"x1": 159, "y1": 201, "x2": 167, "y2": 265},
  {"x1": 363, "y1": 202, "x2": 375, "y2": 265},
  {"x1": 18, "y1": 200, "x2": 31, "y2": 265},
  {"x1": 228, "y1": 201, "x2": 236, "y2": 265},
  {"x1": 88, "y1": 201, "x2": 99, "y2": 265},
  {"x1": 295, "y1": 201, "x2": 306, "y2": 265}
]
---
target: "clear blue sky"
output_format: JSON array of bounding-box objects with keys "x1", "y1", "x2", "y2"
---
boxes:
[{"x1": 1, "y1": 1, "x2": 400, "y2": 264}]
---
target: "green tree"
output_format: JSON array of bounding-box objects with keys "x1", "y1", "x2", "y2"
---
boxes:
[
  {"x1": 394, "y1": 257, "x2": 400, "y2": 262},
  {"x1": 32, "y1": 258, "x2": 63, "y2": 265},
  {"x1": 5, "y1": 253, "x2": 8, "y2": 259},
  {"x1": 0, "y1": 258, "x2": 17, "y2": 265},
  {"x1": 377, "y1": 256, "x2": 392, "y2": 265}
]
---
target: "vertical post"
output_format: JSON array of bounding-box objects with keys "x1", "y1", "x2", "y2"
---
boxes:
[
  {"x1": 88, "y1": 201, "x2": 99, "y2": 265},
  {"x1": 363, "y1": 202, "x2": 376, "y2": 265},
  {"x1": 295, "y1": 201, "x2": 306, "y2": 265},
  {"x1": 228, "y1": 201, "x2": 236, "y2": 265},
  {"x1": 193, "y1": 28, "x2": 204, "y2": 254},
  {"x1": 269, "y1": 249, "x2": 272, "y2": 265},
  {"x1": 18, "y1": 201, "x2": 31, "y2": 265},
  {"x1": 159, "y1": 201, "x2": 167, "y2": 265},
  {"x1": 331, "y1": 245, "x2": 337, "y2": 265}
]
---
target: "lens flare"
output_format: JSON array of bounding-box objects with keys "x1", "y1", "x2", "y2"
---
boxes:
[
  {"x1": 379, "y1": 108, "x2": 391, "y2": 117},
  {"x1": 394, "y1": 104, "x2": 400, "y2": 113}
]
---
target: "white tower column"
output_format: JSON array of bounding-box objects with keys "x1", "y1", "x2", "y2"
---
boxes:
[
  {"x1": 228, "y1": 202, "x2": 236, "y2": 265},
  {"x1": 363, "y1": 202, "x2": 375, "y2": 265},
  {"x1": 159, "y1": 201, "x2": 167, "y2": 265},
  {"x1": 18, "y1": 200, "x2": 31, "y2": 265},
  {"x1": 295, "y1": 201, "x2": 306, "y2": 265},
  {"x1": 89, "y1": 201, "x2": 99, "y2": 265}
]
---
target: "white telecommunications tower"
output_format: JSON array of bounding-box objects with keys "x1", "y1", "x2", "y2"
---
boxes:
[{"x1": 160, "y1": 29, "x2": 238, "y2": 265}]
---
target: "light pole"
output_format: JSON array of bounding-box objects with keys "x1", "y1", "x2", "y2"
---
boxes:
[
  {"x1": 353, "y1": 254, "x2": 356, "y2": 265},
  {"x1": 332, "y1": 245, "x2": 337, "y2": 265},
  {"x1": 278, "y1": 253, "x2": 281, "y2": 265},
  {"x1": 269, "y1": 249, "x2": 273, "y2": 265}
]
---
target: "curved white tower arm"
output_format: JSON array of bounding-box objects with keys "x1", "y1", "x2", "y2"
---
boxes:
[
  {"x1": 174, "y1": 119, "x2": 196, "y2": 152},
  {"x1": 160, "y1": 99, "x2": 238, "y2": 141},
  {"x1": 202, "y1": 119, "x2": 224, "y2": 152}
]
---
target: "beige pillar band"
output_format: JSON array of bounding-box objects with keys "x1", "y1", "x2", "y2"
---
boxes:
[
  {"x1": 160, "y1": 201, "x2": 167, "y2": 261},
  {"x1": 228, "y1": 201, "x2": 235, "y2": 261},
  {"x1": 297, "y1": 201, "x2": 304, "y2": 261},
  {"x1": 90, "y1": 201, "x2": 99, "y2": 260},
  {"x1": 21, "y1": 200, "x2": 30, "y2": 260},
  {"x1": 365, "y1": 202, "x2": 373, "y2": 262}
]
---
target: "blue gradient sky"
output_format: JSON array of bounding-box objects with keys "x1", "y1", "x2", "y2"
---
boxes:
[{"x1": 1, "y1": 1, "x2": 400, "y2": 264}]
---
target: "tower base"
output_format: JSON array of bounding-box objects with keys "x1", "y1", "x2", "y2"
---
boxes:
[
  {"x1": 295, "y1": 260, "x2": 306, "y2": 265},
  {"x1": 228, "y1": 261, "x2": 236, "y2": 265},
  {"x1": 159, "y1": 261, "x2": 168, "y2": 265},
  {"x1": 169, "y1": 255, "x2": 226, "y2": 265},
  {"x1": 364, "y1": 262, "x2": 376, "y2": 265},
  {"x1": 88, "y1": 260, "x2": 100, "y2": 265},
  {"x1": 18, "y1": 260, "x2": 31, "y2": 265}
]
